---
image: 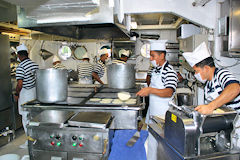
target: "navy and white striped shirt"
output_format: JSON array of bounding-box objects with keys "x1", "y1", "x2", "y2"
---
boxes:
[
  {"x1": 16, "y1": 58, "x2": 39, "y2": 89},
  {"x1": 151, "y1": 62, "x2": 178, "y2": 92},
  {"x1": 205, "y1": 68, "x2": 240, "y2": 110},
  {"x1": 52, "y1": 63, "x2": 66, "y2": 69},
  {"x1": 78, "y1": 61, "x2": 93, "y2": 78},
  {"x1": 93, "y1": 60, "x2": 106, "y2": 78}
]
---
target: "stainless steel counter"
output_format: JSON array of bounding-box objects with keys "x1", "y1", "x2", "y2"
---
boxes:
[
  {"x1": 23, "y1": 84, "x2": 145, "y2": 129},
  {"x1": 148, "y1": 106, "x2": 240, "y2": 160},
  {"x1": 149, "y1": 123, "x2": 240, "y2": 160}
]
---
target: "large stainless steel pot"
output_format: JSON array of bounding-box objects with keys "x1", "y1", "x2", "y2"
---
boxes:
[
  {"x1": 107, "y1": 63, "x2": 135, "y2": 89},
  {"x1": 177, "y1": 93, "x2": 193, "y2": 106},
  {"x1": 36, "y1": 69, "x2": 68, "y2": 103}
]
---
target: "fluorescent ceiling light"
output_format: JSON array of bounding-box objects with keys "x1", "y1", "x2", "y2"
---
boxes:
[{"x1": 37, "y1": 16, "x2": 92, "y2": 24}]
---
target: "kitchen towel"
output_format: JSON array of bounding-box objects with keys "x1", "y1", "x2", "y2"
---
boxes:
[{"x1": 108, "y1": 129, "x2": 148, "y2": 160}]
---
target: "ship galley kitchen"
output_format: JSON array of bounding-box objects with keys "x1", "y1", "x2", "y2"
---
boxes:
[{"x1": 0, "y1": 0, "x2": 240, "y2": 160}]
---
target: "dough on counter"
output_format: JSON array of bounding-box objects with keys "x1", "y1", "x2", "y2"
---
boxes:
[
  {"x1": 112, "y1": 99, "x2": 123, "y2": 104},
  {"x1": 126, "y1": 98, "x2": 137, "y2": 104},
  {"x1": 89, "y1": 98, "x2": 101, "y2": 102},
  {"x1": 117, "y1": 92, "x2": 131, "y2": 101},
  {"x1": 100, "y1": 98, "x2": 113, "y2": 104},
  {"x1": 213, "y1": 108, "x2": 225, "y2": 114}
]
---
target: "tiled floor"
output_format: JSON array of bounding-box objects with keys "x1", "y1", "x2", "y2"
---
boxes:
[{"x1": 0, "y1": 129, "x2": 28, "y2": 159}]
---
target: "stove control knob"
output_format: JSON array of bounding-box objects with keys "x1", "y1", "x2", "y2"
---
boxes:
[
  {"x1": 72, "y1": 136, "x2": 77, "y2": 141},
  {"x1": 79, "y1": 136, "x2": 84, "y2": 141},
  {"x1": 93, "y1": 135, "x2": 100, "y2": 141},
  {"x1": 55, "y1": 135, "x2": 61, "y2": 140}
]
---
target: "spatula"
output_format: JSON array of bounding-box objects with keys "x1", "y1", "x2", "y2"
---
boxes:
[{"x1": 126, "y1": 120, "x2": 144, "y2": 147}]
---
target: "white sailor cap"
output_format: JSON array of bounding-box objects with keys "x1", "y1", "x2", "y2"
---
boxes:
[
  {"x1": 119, "y1": 49, "x2": 130, "y2": 57},
  {"x1": 16, "y1": 43, "x2": 28, "y2": 52},
  {"x1": 183, "y1": 42, "x2": 211, "y2": 67},
  {"x1": 82, "y1": 53, "x2": 89, "y2": 59},
  {"x1": 150, "y1": 40, "x2": 167, "y2": 51},
  {"x1": 53, "y1": 55, "x2": 61, "y2": 62}
]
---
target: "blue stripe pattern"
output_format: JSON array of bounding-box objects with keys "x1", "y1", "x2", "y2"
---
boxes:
[
  {"x1": 16, "y1": 58, "x2": 39, "y2": 89},
  {"x1": 205, "y1": 68, "x2": 240, "y2": 110}
]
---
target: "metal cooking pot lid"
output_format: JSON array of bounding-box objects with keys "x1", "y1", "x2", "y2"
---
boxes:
[{"x1": 68, "y1": 112, "x2": 113, "y2": 129}]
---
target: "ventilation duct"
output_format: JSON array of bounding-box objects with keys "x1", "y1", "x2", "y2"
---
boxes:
[{"x1": 6, "y1": 0, "x2": 129, "y2": 40}]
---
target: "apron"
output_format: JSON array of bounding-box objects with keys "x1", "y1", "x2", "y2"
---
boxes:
[
  {"x1": 146, "y1": 61, "x2": 172, "y2": 160},
  {"x1": 145, "y1": 61, "x2": 172, "y2": 124},
  {"x1": 205, "y1": 78, "x2": 219, "y2": 103},
  {"x1": 18, "y1": 87, "x2": 36, "y2": 134}
]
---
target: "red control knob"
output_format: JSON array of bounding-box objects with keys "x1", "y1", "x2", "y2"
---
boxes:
[
  {"x1": 79, "y1": 143, "x2": 83, "y2": 147},
  {"x1": 50, "y1": 141, "x2": 55, "y2": 146}
]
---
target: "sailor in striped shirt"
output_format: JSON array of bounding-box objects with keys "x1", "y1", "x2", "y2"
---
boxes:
[
  {"x1": 137, "y1": 40, "x2": 178, "y2": 120},
  {"x1": 92, "y1": 46, "x2": 110, "y2": 84},
  {"x1": 15, "y1": 44, "x2": 39, "y2": 148},
  {"x1": 204, "y1": 68, "x2": 240, "y2": 111},
  {"x1": 136, "y1": 40, "x2": 178, "y2": 160},
  {"x1": 77, "y1": 53, "x2": 93, "y2": 84},
  {"x1": 112, "y1": 49, "x2": 130, "y2": 64},
  {"x1": 183, "y1": 42, "x2": 240, "y2": 114}
]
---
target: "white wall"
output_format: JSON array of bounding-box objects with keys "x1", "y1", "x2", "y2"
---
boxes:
[
  {"x1": 21, "y1": 40, "x2": 111, "y2": 70},
  {"x1": 21, "y1": 28, "x2": 177, "y2": 72}
]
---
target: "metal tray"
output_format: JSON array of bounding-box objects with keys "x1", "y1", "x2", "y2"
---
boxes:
[
  {"x1": 99, "y1": 87, "x2": 139, "y2": 93},
  {"x1": 67, "y1": 97, "x2": 85, "y2": 104},
  {"x1": 86, "y1": 98, "x2": 137, "y2": 105},
  {"x1": 29, "y1": 110, "x2": 75, "y2": 127},
  {"x1": 93, "y1": 93, "x2": 137, "y2": 99},
  {"x1": 68, "y1": 112, "x2": 113, "y2": 129},
  {"x1": 68, "y1": 83, "x2": 102, "y2": 88},
  {"x1": 68, "y1": 92, "x2": 92, "y2": 97},
  {"x1": 68, "y1": 87, "x2": 95, "y2": 92}
]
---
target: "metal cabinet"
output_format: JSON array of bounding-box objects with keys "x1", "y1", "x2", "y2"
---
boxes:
[
  {"x1": 229, "y1": 0, "x2": 240, "y2": 53},
  {"x1": 220, "y1": 0, "x2": 240, "y2": 57},
  {"x1": 0, "y1": 35, "x2": 12, "y2": 130},
  {"x1": 179, "y1": 34, "x2": 208, "y2": 52}
]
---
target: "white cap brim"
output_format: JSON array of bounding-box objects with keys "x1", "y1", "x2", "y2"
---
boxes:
[{"x1": 183, "y1": 42, "x2": 211, "y2": 67}]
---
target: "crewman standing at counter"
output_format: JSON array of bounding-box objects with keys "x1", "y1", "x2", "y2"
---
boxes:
[
  {"x1": 136, "y1": 40, "x2": 178, "y2": 160},
  {"x1": 92, "y1": 46, "x2": 110, "y2": 84},
  {"x1": 15, "y1": 43, "x2": 39, "y2": 149},
  {"x1": 112, "y1": 49, "x2": 130, "y2": 64},
  {"x1": 78, "y1": 53, "x2": 93, "y2": 84},
  {"x1": 183, "y1": 42, "x2": 240, "y2": 114}
]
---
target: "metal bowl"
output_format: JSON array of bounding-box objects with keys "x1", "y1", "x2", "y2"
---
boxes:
[{"x1": 177, "y1": 93, "x2": 193, "y2": 106}]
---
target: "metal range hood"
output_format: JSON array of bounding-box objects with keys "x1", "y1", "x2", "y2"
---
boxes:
[{"x1": 13, "y1": 0, "x2": 129, "y2": 40}]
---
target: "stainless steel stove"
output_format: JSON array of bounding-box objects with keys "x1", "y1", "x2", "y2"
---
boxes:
[
  {"x1": 27, "y1": 111, "x2": 113, "y2": 160},
  {"x1": 23, "y1": 84, "x2": 145, "y2": 129}
]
